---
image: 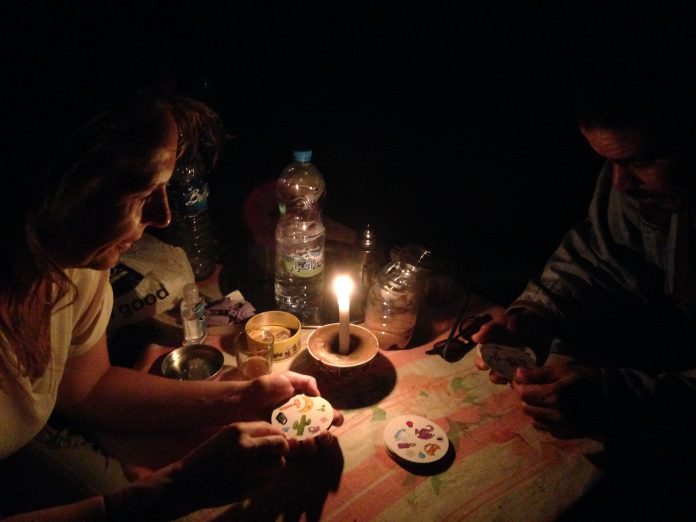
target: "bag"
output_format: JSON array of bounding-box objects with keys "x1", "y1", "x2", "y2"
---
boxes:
[{"x1": 108, "y1": 233, "x2": 195, "y2": 331}]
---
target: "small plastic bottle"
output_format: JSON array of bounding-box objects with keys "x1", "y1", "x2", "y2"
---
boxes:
[
  {"x1": 181, "y1": 283, "x2": 207, "y2": 344},
  {"x1": 166, "y1": 161, "x2": 217, "y2": 281},
  {"x1": 363, "y1": 245, "x2": 432, "y2": 349},
  {"x1": 276, "y1": 149, "x2": 326, "y2": 215}
]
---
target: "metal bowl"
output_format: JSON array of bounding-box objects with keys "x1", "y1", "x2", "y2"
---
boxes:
[
  {"x1": 245, "y1": 310, "x2": 302, "y2": 360},
  {"x1": 161, "y1": 344, "x2": 224, "y2": 381}
]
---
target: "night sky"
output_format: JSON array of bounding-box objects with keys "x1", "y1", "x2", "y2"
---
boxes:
[{"x1": 6, "y1": 1, "x2": 694, "y2": 302}]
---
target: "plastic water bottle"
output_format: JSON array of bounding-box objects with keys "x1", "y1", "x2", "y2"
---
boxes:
[
  {"x1": 364, "y1": 245, "x2": 432, "y2": 349},
  {"x1": 274, "y1": 199, "x2": 326, "y2": 323},
  {"x1": 181, "y1": 283, "x2": 207, "y2": 344},
  {"x1": 166, "y1": 161, "x2": 217, "y2": 280},
  {"x1": 274, "y1": 149, "x2": 326, "y2": 322},
  {"x1": 276, "y1": 149, "x2": 326, "y2": 215},
  {"x1": 274, "y1": 200, "x2": 325, "y2": 322}
]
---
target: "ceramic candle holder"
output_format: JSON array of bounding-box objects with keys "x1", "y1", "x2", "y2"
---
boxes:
[{"x1": 307, "y1": 323, "x2": 379, "y2": 377}]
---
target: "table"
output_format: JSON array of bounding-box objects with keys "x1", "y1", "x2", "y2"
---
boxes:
[{"x1": 98, "y1": 287, "x2": 604, "y2": 521}]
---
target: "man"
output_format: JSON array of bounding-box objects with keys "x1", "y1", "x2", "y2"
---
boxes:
[{"x1": 472, "y1": 42, "x2": 696, "y2": 514}]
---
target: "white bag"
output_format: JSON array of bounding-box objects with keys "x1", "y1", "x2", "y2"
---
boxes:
[{"x1": 108, "y1": 233, "x2": 194, "y2": 331}]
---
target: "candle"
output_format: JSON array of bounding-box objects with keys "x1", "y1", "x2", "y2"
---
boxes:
[{"x1": 333, "y1": 275, "x2": 354, "y2": 354}]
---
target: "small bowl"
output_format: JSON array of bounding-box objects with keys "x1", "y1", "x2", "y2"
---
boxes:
[
  {"x1": 307, "y1": 323, "x2": 379, "y2": 377},
  {"x1": 245, "y1": 311, "x2": 302, "y2": 360},
  {"x1": 161, "y1": 344, "x2": 224, "y2": 381}
]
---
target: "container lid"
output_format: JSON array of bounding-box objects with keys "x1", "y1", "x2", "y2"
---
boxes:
[
  {"x1": 183, "y1": 283, "x2": 200, "y2": 302},
  {"x1": 399, "y1": 244, "x2": 433, "y2": 270},
  {"x1": 292, "y1": 149, "x2": 313, "y2": 163},
  {"x1": 359, "y1": 224, "x2": 376, "y2": 251}
]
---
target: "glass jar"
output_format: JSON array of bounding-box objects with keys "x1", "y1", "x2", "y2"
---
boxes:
[{"x1": 363, "y1": 245, "x2": 432, "y2": 349}]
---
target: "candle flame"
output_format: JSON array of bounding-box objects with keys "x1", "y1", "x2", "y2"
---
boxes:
[{"x1": 332, "y1": 274, "x2": 354, "y2": 298}]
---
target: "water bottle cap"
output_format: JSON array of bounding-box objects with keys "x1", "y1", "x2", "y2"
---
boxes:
[
  {"x1": 183, "y1": 283, "x2": 200, "y2": 302},
  {"x1": 292, "y1": 149, "x2": 313, "y2": 163}
]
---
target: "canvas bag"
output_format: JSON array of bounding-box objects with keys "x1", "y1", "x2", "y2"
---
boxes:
[{"x1": 108, "y1": 233, "x2": 194, "y2": 330}]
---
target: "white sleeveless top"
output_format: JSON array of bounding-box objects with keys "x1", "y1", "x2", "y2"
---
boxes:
[{"x1": 0, "y1": 268, "x2": 112, "y2": 459}]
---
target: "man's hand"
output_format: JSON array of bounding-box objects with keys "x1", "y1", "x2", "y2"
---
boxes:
[
  {"x1": 512, "y1": 362, "x2": 603, "y2": 439},
  {"x1": 472, "y1": 308, "x2": 554, "y2": 384},
  {"x1": 471, "y1": 307, "x2": 526, "y2": 384}
]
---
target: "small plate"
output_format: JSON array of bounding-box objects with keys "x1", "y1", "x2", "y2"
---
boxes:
[
  {"x1": 271, "y1": 394, "x2": 334, "y2": 440},
  {"x1": 383, "y1": 415, "x2": 450, "y2": 465}
]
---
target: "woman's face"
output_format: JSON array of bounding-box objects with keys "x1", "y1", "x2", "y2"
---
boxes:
[{"x1": 66, "y1": 115, "x2": 178, "y2": 270}]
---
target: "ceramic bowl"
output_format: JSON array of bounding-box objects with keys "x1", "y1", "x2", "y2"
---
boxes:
[{"x1": 307, "y1": 323, "x2": 379, "y2": 377}]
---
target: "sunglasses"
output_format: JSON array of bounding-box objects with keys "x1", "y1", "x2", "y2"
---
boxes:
[{"x1": 426, "y1": 309, "x2": 492, "y2": 362}]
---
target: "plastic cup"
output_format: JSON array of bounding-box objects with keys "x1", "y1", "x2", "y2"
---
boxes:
[{"x1": 236, "y1": 328, "x2": 274, "y2": 379}]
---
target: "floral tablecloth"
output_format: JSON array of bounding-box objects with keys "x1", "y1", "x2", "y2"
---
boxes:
[{"x1": 99, "y1": 304, "x2": 603, "y2": 521}]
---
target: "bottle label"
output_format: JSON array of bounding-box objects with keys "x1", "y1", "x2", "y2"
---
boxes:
[
  {"x1": 282, "y1": 248, "x2": 324, "y2": 278},
  {"x1": 194, "y1": 300, "x2": 207, "y2": 321},
  {"x1": 171, "y1": 178, "x2": 209, "y2": 216}
]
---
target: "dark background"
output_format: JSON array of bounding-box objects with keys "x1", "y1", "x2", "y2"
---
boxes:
[{"x1": 6, "y1": 1, "x2": 693, "y2": 303}]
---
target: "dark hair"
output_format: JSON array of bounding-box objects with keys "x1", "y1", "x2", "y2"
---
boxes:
[{"x1": 575, "y1": 28, "x2": 696, "y2": 149}]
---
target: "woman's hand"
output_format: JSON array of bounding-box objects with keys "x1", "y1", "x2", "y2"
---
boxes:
[
  {"x1": 243, "y1": 371, "x2": 321, "y2": 412},
  {"x1": 240, "y1": 371, "x2": 345, "y2": 454},
  {"x1": 105, "y1": 421, "x2": 291, "y2": 520}
]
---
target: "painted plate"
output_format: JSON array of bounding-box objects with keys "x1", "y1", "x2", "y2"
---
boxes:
[
  {"x1": 271, "y1": 394, "x2": 334, "y2": 440},
  {"x1": 383, "y1": 415, "x2": 449, "y2": 464}
]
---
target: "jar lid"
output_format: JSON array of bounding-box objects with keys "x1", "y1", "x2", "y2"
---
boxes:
[
  {"x1": 398, "y1": 244, "x2": 433, "y2": 270},
  {"x1": 183, "y1": 283, "x2": 200, "y2": 302}
]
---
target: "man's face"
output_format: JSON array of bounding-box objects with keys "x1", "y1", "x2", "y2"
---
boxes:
[
  {"x1": 64, "y1": 115, "x2": 178, "y2": 270},
  {"x1": 580, "y1": 126, "x2": 693, "y2": 214}
]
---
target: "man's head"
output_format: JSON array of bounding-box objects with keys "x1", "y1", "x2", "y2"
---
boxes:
[{"x1": 576, "y1": 40, "x2": 696, "y2": 214}]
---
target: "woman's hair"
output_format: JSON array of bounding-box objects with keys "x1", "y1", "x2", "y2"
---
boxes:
[{"x1": 0, "y1": 86, "x2": 225, "y2": 393}]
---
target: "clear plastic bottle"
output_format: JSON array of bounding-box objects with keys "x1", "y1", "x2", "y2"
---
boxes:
[
  {"x1": 274, "y1": 198, "x2": 326, "y2": 322},
  {"x1": 363, "y1": 245, "x2": 432, "y2": 349},
  {"x1": 276, "y1": 149, "x2": 326, "y2": 215},
  {"x1": 166, "y1": 162, "x2": 217, "y2": 281},
  {"x1": 180, "y1": 283, "x2": 207, "y2": 344}
]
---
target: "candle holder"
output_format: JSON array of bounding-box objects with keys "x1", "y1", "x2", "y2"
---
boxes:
[{"x1": 307, "y1": 323, "x2": 379, "y2": 377}]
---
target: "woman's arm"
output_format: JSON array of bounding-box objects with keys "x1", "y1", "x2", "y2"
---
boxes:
[{"x1": 55, "y1": 333, "x2": 328, "y2": 431}]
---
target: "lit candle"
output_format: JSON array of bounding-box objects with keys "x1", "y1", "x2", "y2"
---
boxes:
[{"x1": 333, "y1": 275, "x2": 354, "y2": 355}]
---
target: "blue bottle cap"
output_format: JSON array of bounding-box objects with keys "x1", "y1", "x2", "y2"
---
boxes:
[{"x1": 292, "y1": 149, "x2": 313, "y2": 163}]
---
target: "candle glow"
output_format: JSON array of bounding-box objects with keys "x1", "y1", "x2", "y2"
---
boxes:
[{"x1": 333, "y1": 275, "x2": 354, "y2": 354}]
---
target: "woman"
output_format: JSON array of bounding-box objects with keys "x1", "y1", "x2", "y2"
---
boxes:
[{"x1": 1, "y1": 86, "x2": 341, "y2": 519}]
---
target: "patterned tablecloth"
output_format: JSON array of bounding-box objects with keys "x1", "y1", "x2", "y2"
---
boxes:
[
  {"x1": 98, "y1": 296, "x2": 604, "y2": 521},
  {"x1": 273, "y1": 330, "x2": 602, "y2": 522}
]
